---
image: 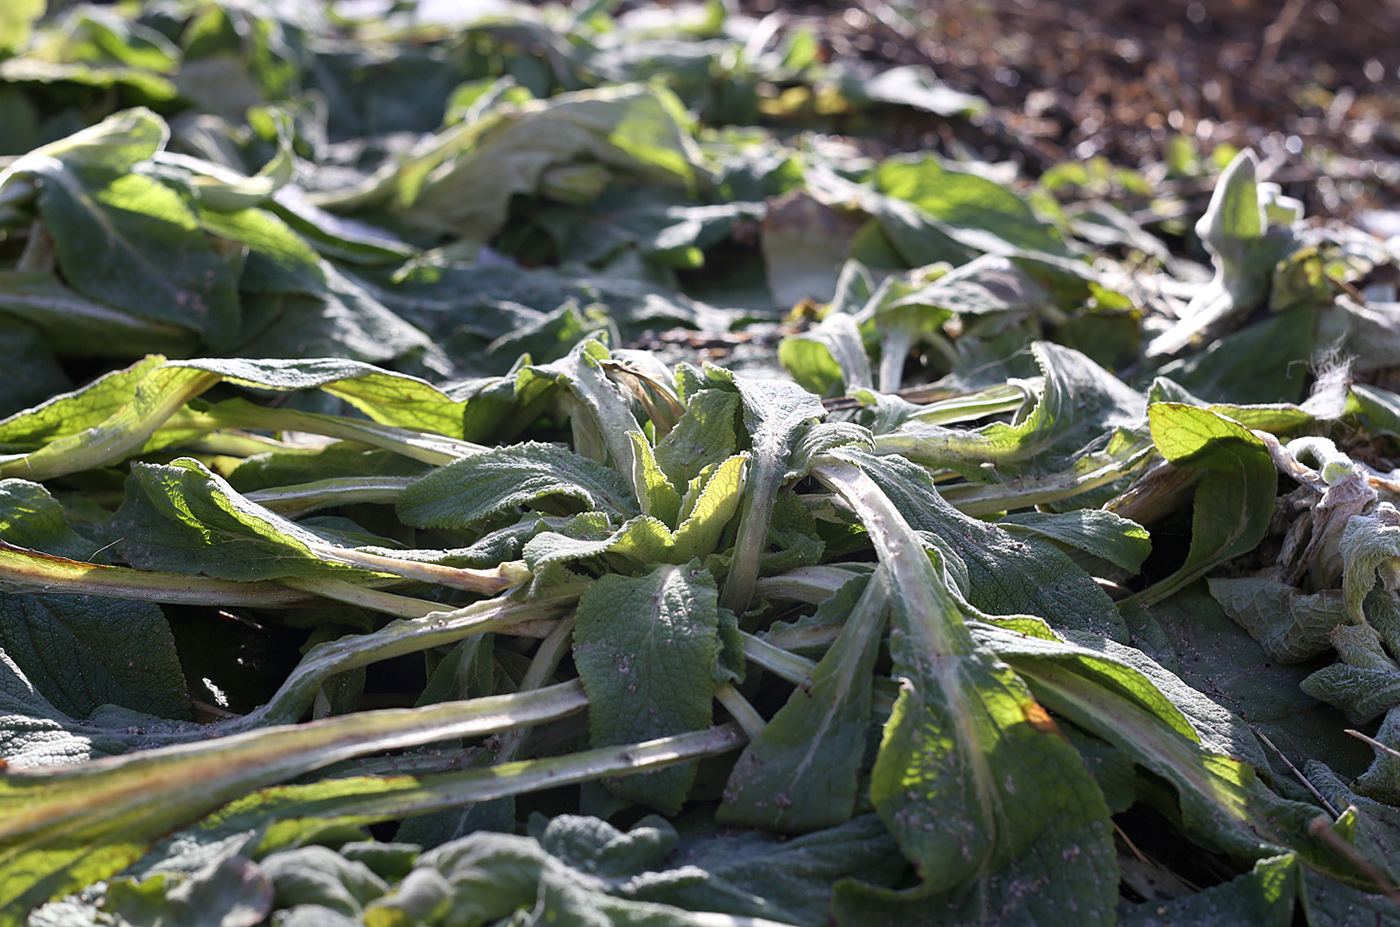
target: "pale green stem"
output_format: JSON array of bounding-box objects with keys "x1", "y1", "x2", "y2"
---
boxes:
[
  {"x1": 240, "y1": 588, "x2": 574, "y2": 728},
  {"x1": 304, "y1": 543, "x2": 531, "y2": 594},
  {"x1": 715, "y1": 683, "x2": 765, "y2": 740},
  {"x1": 246, "y1": 476, "x2": 415, "y2": 514},
  {"x1": 495, "y1": 617, "x2": 576, "y2": 761},
  {"x1": 0, "y1": 540, "x2": 316, "y2": 607},
  {"x1": 878, "y1": 328, "x2": 913, "y2": 394},
  {"x1": 937, "y1": 442, "x2": 1155, "y2": 516},
  {"x1": 753, "y1": 565, "x2": 870, "y2": 603},
  {"x1": 190, "y1": 401, "x2": 485, "y2": 465},
  {"x1": 761, "y1": 625, "x2": 841, "y2": 651},
  {"x1": 230, "y1": 725, "x2": 749, "y2": 833},
  {"x1": 740, "y1": 632, "x2": 817, "y2": 690},
  {"x1": 175, "y1": 431, "x2": 302, "y2": 458},
  {"x1": 810, "y1": 456, "x2": 971, "y2": 655},
  {"x1": 720, "y1": 454, "x2": 781, "y2": 615},
  {"x1": 0, "y1": 681, "x2": 589, "y2": 837}
]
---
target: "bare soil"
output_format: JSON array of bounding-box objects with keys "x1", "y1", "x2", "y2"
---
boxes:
[{"x1": 753, "y1": 0, "x2": 1400, "y2": 221}]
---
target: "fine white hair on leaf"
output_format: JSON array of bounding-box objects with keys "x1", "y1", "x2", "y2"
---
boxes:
[{"x1": 1301, "y1": 350, "x2": 1354, "y2": 421}]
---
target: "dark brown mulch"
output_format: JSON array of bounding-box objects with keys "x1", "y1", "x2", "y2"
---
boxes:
[{"x1": 752, "y1": 0, "x2": 1400, "y2": 220}]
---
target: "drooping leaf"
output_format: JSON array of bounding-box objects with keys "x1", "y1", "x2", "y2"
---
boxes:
[
  {"x1": 854, "y1": 449, "x2": 1128, "y2": 639},
  {"x1": 398, "y1": 441, "x2": 638, "y2": 531},
  {"x1": 1132, "y1": 403, "x2": 1276, "y2": 606},
  {"x1": 714, "y1": 372, "x2": 826, "y2": 614},
  {"x1": 29, "y1": 160, "x2": 243, "y2": 349},
  {"x1": 718, "y1": 571, "x2": 884, "y2": 832},
  {"x1": 811, "y1": 453, "x2": 1118, "y2": 923},
  {"x1": 998, "y1": 508, "x2": 1152, "y2": 573},
  {"x1": 572, "y1": 563, "x2": 722, "y2": 814}
]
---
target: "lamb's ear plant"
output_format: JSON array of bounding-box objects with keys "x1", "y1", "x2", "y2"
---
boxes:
[
  {"x1": 0, "y1": 328, "x2": 1388, "y2": 927},
  {"x1": 4, "y1": 5, "x2": 1400, "y2": 923}
]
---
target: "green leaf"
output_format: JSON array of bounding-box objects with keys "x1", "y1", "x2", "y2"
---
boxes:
[
  {"x1": 1300, "y1": 867, "x2": 1400, "y2": 927},
  {"x1": 101, "y1": 856, "x2": 274, "y2": 927},
  {"x1": 873, "y1": 341, "x2": 1146, "y2": 479},
  {"x1": 0, "y1": 650, "x2": 145, "y2": 768},
  {"x1": 1, "y1": 107, "x2": 166, "y2": 177},
  {"x1": 875, "y1": 155, "x2": 1066, "y2": 256},
  {"x1": 629, "y1": 431, "x2": 683, "y2": 526},
  {"x1": 537, "y1": 186, "x2": 762, "y2": 269},
  {"x1": 572, "y1": 563, "x2": 722, "y2": 814},
  {"x1": 231, "y1": 263, "x2": 433, "y2": 368},
  {"x1": 811, "y1": 455, "x2": 1118, "y2": 921},
  {"x1": 1146, "y1": 377, "x2": 1315, "y2": 434},
  {"x1": 654, "y1": 389, "x2": 740, "y2": 488},
  {"x1": 0, "y1": 271, "x2": 197, "y2": 357},
  {"x1": 110, "y1": 458, "x2": 376, "y2": 583},
  {"x1": 184, "y1": 356, "x2": 473, "y2": 437},
  {"x1": 976, "y1": 620, "x2": 1271, "y2": 772},
  {"x1": 532, "y1": 339, "x2": 645, "y2": 478},
  {"x1": 670, "y1": 453, "x2": 748, "y2": 562},
  {"x1": 779, "y1": 311, "x2": 871, "y2": 398},
  {"x1": 269, "y1": 194, "x2": 414, "y2": 266},
  {"x1": 998, "y1": 508, "x2": 1152, "y2": 573},
  {"x1": 0, "y1": 355, "x2": 166, "y2": 454},
  {"x1": 1000, "y1": 631, "x2": 1334, "y2": 867},
  {"x1": 196, "y1": 203, "x2": 324, "y2": 292},
  {"x1": 0, "y1": 479, "x2": 94, "y2": 559},
  {"x1": 0, "y1": 59, "x2": 180, "y2": 107},
  {"x1": 642, "y1": 813, "x2": 904, "y2": 927},
  {"x1": 398, "y1": 442, "x2": 638, "y2": 531},
  {"x1": 0, "y1": 355, "x2": 480, "y2": 480},
  {"x1": 1156, "y1": 305, "x2": 1316, "y2": 404},
  {"x1": 1209, "y1": 577, "x2": 1346, "y2": 663},
  {"x1": 716, "y1": 372, "x2": 826, "y2": 614},
  {"x1": 1133, "y1": 403, "x2": 1276, "y2": 606},
  {"x1": 0, "y1": 594, "x2": 188, "y2": 721},
  {"x1": 260, "y1": 845, "x2": 387, "y2": 916},
  {"x1": 1145, "y1": 150, "x2": 1299, "y2": 358},
  {"x1": 846, "y1": 66, "x2": 986, "y2": 117},
  {"x1": 29, "y1": 161, "x2": 243, "y2": 349},
  {"x1": 1339, "y1": 507, "x2": 1400, "y2": 625},
  {"x1": 1301, "y1": 624, "x2": 1400, "y2": 724},
  {"x1": 854, "y1": 450, "x2": 1128, "y2": 638},
  {"x1": 0, "y1": 362, "x2": 219, "y2": 480},
  {"x1": 338, "y1": 84, "x2": 699, "y2": 245},
  {"x1": 1349, "y1": 383, "x2": 1400, "y2": 441},
  {"x1": 0, "y1": 682, "x2": 589, "y2": 921},
  {"x1": 1117, "y1": 854, "x2": 1297, "y2": 927},
  {"x1": 1142, "y1": 585, "x2": 1371, "y2": 783},
  {"x1": 718, "y1": 571, "x2": 884, "y2": 832}
]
